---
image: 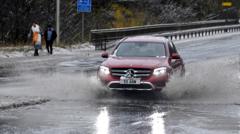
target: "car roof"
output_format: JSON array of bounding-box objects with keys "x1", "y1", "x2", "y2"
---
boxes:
[{"x1": 122, "y1": 35, "x2": 169, "y2": 43}]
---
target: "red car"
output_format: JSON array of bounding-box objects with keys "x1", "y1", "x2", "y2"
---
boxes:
[{"x1": 98, "y1": 35, "x2": 185, "y2": 91}]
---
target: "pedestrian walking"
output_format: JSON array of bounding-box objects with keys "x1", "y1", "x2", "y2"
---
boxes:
[
  {"x1": 29, "y1": 22, "x2": 42, "y2": 56},
  {"x1": 44, "y1": 24, "x2": 57, "y2": 55}
]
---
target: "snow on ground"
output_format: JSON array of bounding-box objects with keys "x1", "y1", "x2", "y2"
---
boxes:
[
  {"x1": 0, "y1": 42, "x2": 95, "y2": 58},
  {"x1": 70, "y1": 42, "x2": 95, "y2": 51},
  {"x1": 0, "y1": 96, "x2": 49, "y2": 110}
]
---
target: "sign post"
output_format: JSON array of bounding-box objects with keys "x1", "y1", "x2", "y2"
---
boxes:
[
  {"x1": 77, "y1": 0, "x2": 92, "y2": 42},
  {"x1": 56, "y1": 0, "x2": 60, "y2": 46},
  {"x1": 82, "y1": 13, "x2": 84, "y2": 43}
]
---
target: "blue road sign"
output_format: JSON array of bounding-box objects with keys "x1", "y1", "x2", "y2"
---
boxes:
[{"x1": 77, "y1": 0, "x2": 92, "y2": 13}]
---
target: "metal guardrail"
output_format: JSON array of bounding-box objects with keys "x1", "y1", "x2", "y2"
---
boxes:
[
  {"x1": 158, "y1": 24, "x2": 240, "y2": 40},
  {"x1": 90, "y1": 20, "x2": 239, "y2": 50}
]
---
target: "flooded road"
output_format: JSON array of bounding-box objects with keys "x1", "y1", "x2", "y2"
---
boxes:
[{"x1": 0, "y1": 34, "x2": 240, "y2": 134}]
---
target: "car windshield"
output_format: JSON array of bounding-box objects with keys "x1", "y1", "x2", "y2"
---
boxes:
[{"x1": 115, "y1": 42, "x2": 166, "y2": 57}]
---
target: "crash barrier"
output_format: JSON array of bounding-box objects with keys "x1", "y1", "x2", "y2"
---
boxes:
[
  {"x1": 157, "y1": 24, "x2": 240, "y2": 41},
  {"x1": 90, "y1": 20, "x2": 239, "y2": 50}
]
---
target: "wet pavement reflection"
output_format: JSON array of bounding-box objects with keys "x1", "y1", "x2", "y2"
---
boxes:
[{"x1": 96, "y1": 107, "x2": 109, "y2": 134}]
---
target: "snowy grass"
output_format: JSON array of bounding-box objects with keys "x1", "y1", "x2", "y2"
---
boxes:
[{"x1": 0, "y1": 42, "x2": 95, "y2": 58}]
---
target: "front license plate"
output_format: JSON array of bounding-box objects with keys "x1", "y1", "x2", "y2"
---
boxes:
[{"x1": 120, "y1": 77, "x2": 141, "y2": 85}]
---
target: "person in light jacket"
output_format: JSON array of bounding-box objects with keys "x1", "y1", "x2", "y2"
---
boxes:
[{"x1": 29, "y1": 22, "x2": 42, "y2": 56}]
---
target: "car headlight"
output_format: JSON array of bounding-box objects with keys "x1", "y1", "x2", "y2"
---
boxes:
[
  {"x1": 99, "y1": 66, "x2": 110, "y2": 75},
  {"x1": 153, "y1": 67, "x2": 167, "y2": 76}
]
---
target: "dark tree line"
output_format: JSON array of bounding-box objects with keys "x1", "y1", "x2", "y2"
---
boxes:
[
  {"x1": 0, "y1": 0, "x2": 231, "y2": 45},
  {"x1": 0, "y1": 0, "x2": 56, "y2": 44}
]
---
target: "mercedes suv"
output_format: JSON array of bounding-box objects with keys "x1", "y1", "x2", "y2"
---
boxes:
[{"x1": 97, "y1": 35, "x2": 185, "y2": 91}]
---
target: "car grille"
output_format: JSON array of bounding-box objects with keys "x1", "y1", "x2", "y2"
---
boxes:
[
  {"x1": 111, "y1": 68, "x2": 152, "y2": 78},
  {"x1": 109, "y1": 83, "x2": 153, "y2": 90}
]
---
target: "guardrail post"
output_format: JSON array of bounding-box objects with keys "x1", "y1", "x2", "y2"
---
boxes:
[
  {"x1": 104, "y1": 38, "x2": 107, "y2": 50},
  {"x1": 100, "y1": 41, "x2": 102, "y2": 50},
  {"x1": 224, "y1": 28, "x2": 227, "y2": 33}
]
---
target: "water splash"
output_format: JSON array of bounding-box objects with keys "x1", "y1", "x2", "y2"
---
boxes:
[{"x1": 163, "y1": 57, "x2": 239, "y2": 104}]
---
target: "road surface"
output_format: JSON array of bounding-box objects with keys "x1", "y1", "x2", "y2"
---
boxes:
[{"x1": 0, "y1": 33, "x2": 240, "y2": 134}]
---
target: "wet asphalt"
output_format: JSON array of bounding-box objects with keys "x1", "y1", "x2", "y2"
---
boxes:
[{"x1": 0, "y1": 34, "x2": 240, "y2": 134}]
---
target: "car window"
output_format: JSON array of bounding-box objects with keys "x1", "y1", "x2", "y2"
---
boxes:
[{"x1": 115, "y1": 42, "x2": 166, "y2": 57}]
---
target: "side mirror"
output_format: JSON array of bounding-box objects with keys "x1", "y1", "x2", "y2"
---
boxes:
[
  {"x1": 101, "y1": 52, "x2": 109, "y2": 58},
  {"x1": 171, "y1": 53, "x2": 180, "y2": 59}
]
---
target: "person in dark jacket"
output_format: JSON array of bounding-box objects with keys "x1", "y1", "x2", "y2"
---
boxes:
[{"x1": 44, "y1": 24, "x2": 57, "y2": 54}]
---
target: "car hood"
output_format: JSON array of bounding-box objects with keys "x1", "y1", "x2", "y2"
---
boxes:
[{"x1": 102, "y1": 56, "x2": 169, "y2": 69}]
